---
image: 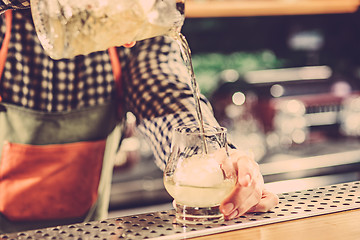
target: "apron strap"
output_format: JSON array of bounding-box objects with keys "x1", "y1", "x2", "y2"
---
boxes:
[
  {"x1": 0, "y1": 10, "x2": 123, "y2": 112},
  {"x1": 108, "y1": 47, "x2": 122, "y2": 91},
  {"x1": 108, "y1": 46, "x2": 124, "y2": 117},
  {"x1": 0, "y1": 10, "x2": 13, "y2": 102}
]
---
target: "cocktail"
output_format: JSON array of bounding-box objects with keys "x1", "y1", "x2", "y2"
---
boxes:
[{"x1": 163, "y1": 125, "x2": 236, "y2": 224}]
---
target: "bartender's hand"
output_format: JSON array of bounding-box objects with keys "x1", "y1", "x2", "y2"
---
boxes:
[
  {"x1": 123, "y1": 41, "x2": 136, "y2": 48},
  {"x1": 219, "y1": 149, "x2": 279, "y2": 220}
]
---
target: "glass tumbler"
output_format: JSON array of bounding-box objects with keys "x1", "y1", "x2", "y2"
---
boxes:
[{"x1": 163, "y1": 125, "x2": 236, "y2": 224}]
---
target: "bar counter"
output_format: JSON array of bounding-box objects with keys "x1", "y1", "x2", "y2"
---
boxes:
[
  {"x1": 193, "y1": 209, "x2": 360, "y2": 240},
  {"x1": 1, "y1": 181, "x2": 359, "y2": 240}
]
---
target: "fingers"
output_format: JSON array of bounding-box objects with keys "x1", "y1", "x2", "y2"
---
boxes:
[
  {"x1": 220, "y1": 179, "x2": 263, "y2": 220},
  {"x1": 229, "y1": 149, "x2": 259, "y2": 187},
  {"x1": 248, "y1": 189, "x2": 279, "y2": 213},
  {"x1": 220, "y1": 149, "x2": 277, "y2": 220},
  {"x1": 221, "y1": 186, "x2": 278, "y2": 220},
  {"x1": 240, "y1": 174, "x2": 251, "y2": 187},
  {"x1": 123, "y1": 41, "x2": 136, "y2": 48}
]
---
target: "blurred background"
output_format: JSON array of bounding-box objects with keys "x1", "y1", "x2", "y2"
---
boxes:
[{"x1": 109, "y1": 0, "x2": 360, "y2": 217}]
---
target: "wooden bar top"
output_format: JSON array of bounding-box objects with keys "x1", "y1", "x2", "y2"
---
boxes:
[{"x1": 192, "y1": 209, "x2": 360, "y2": 240}]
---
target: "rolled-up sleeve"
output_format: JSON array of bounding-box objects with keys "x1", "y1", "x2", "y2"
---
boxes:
[
  {"x1": 120, "y1": 35, "x2": 219, "y2": 170},
  {"x1": 0, "y1": 0, "x2": 30, "y2": 13}
]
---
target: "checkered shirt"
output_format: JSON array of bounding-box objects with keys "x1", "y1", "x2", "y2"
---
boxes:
[
  {"x1": 0, "y1": 0, "x2": 28, "y2": 13},
  {"x1": 0, "y1": 6, "x2": 219, "y2": 170}
]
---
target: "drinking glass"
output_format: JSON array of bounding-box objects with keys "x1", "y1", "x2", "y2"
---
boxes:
[{"x1": 163, "y1": 125, "x2": 236, "y2": 224}]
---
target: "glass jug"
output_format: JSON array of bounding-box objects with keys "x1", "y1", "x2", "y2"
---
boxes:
[
  {"x1": 30, "y1": 0, "x2": 185, "y2": 59},
  {"x1": 163, "y1": 125, "x2": 236, "y2": 224}
]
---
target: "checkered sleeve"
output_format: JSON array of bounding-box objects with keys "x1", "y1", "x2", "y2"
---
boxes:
[
  {"x1": 0, "y1": 0, "x2": 30, "y2": 13},
  {"x1": 120, "y1": 35, "x2": 220, "y2": 170}
]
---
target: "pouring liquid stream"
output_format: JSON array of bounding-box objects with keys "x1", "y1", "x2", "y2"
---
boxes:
[{"x1": 171, "y1": 32, "x2": 208, "y2": 154}]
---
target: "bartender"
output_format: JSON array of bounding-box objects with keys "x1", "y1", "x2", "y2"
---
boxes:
[{"x1": 0, "y1": 1, "x2": 278, "y2": 233}]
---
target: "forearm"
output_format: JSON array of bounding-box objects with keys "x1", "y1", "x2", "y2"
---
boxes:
[
  {"x1": 137, "y1": 101, "x2": 219, "y2": 170},
  {"x1": 122, "y1": 35, "x2": 220, "y2": 169}
]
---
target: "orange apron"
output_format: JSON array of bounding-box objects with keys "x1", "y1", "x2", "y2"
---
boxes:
[{"x1": 0, "y1": 10, "x2": 123, "y2": 228}]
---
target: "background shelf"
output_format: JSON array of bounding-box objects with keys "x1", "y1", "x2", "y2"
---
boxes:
[{"x1": 185, "y1": 0, "x2": 360, "y2": 18}]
